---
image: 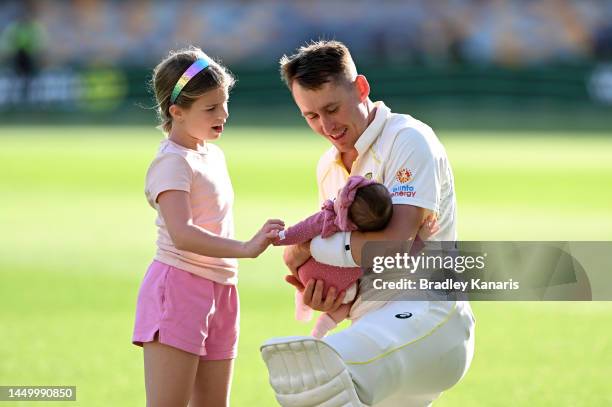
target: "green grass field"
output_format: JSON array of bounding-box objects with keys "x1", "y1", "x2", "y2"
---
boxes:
[{"x1": 1, "y1": 125, "x2": 611, "y2": 406}]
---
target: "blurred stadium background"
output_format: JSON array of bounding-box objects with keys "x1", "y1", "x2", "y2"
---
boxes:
[{"x1": 1, "y1": 1, "x2": 611, "y2": 406}]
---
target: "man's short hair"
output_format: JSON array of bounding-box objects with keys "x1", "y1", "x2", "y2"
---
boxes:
[{"x1": 279, "y1": 40, "x2": 358, "y2": 90}]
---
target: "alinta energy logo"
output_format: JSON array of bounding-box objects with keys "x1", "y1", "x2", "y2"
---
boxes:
[{"x1": 396, "y1": 168, "x2": 413, "y2": 183}]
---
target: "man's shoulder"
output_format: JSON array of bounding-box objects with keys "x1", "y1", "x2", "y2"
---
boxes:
[
  {"x1": 378, "y1": 111, "x2": 441, "y2": 156},
  {"x1": 387, "y1": 112, "x2": 436, "y2": 141}
]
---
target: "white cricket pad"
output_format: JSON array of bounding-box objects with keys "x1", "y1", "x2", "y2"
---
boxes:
[{"x1": 261, "y1": 336, "x2": 366, "y2": 407}]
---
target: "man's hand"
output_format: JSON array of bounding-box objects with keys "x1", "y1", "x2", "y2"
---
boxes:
[
  {"x1": 283, "y1": 242, "x2": 347, "y2": 313},
  {"x1": 303, "y1": 280, "x2": 346, "y2": 313},
  {"x1": 349, "y1": 204, "x2": 427, "y2": 264},
  {"x1": 417, "y1": 214, "x2": 440, "y2": 241},
  {"x1": 285, "y1": 277, "x2": 346, "y2": 313},
  {"x1": 284, "y1": 274, "x2": 305, "y2": 291}
]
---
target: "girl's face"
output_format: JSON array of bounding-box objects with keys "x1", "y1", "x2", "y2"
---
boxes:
[{"x1": 172, "y1": 86, "x2": 229, "y2": 144}]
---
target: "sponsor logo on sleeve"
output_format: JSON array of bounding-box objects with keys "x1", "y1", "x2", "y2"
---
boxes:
[
  {"x1": 391, "y1": 168, "x2": 416, "y2": 197},
  {"x1": 396, "y1": 168, "x2": 413, "y2": 183},
  {"x1": 391, "y1": 184, "x2": 416, "y2": 198}
]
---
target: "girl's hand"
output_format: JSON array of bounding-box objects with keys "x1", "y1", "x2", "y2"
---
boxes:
[
  {"x1": 418, "y1": 214, "x2": 440, "y2": 241},
  {"x1": 243, "y1": 219, "x2": 285, "y2": 258}
]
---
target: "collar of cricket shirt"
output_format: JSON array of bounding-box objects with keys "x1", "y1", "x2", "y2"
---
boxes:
[{"x1": 354, "y1": 101, "x2": 390, "y2": 156}]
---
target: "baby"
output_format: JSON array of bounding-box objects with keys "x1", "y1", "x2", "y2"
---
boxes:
[{"x1": 274, "y1": 176, "x2": 394, "y2": 338}]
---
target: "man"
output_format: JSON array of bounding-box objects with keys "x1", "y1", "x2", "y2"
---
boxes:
[{"x1": 261, "y1": 40, "x2": 475, "y2": 407}]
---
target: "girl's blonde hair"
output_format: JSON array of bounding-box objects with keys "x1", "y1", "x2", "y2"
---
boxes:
[{"x1": 152, "y1": 46, "x2": 235, "y2": 132}]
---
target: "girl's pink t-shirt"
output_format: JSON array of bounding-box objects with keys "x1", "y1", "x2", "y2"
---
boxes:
[{"x1": 145, "y1": 139, "x2": 238, "y2": 285}]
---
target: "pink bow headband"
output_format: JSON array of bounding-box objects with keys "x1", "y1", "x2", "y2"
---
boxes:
[{"x1": 334, "y1": 175, "x2": 377, "y2": 231}]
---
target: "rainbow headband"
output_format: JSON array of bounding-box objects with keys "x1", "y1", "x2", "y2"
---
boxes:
[{"x1": 170, "y1": 58, "x2": 210, "y2": 103}]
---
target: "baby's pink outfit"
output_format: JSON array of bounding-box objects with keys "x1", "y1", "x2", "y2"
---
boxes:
[{"x1": 274, "y1": 176, "x2": 376, "y2": 338}]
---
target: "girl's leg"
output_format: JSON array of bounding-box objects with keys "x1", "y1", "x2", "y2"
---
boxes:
[
  {"x1": 189, "y1": 359, "x2": 234, "y2": 407},
  {"x1": 143, "y1": 336, "x2": 200, "y2": 407}
]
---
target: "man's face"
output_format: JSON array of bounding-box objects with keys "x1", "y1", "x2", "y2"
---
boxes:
[{"x1": 291, "y1": 78, "x2": 370, "y2": 153}]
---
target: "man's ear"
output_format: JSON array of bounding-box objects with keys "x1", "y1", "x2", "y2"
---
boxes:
[
  {"x1": 355, "y1": 75, "x2": 370, "y2": 102},
  {"x1": 169, "y1": 104, "x2": 183, "y2": 121}
]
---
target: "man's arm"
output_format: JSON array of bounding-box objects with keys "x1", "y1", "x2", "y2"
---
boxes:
[
  {"x1": 284, "y1": 204, "x2": 429, "y2": 313},
  {"x1": 349, "y1": 204, "x2": 428, "y2": 265}
]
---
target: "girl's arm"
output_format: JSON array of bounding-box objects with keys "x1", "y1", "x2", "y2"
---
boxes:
[{"x1": 158, "y1": 190, "x2": 284, "y2": 258}]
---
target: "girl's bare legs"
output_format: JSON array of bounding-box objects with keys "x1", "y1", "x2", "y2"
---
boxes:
[
  {"x1": 189, "y1": 359, "x2": 234, "y2": 407},
  {"x1": 143, "y1": 336, "x2": 200, "y2": 407}
]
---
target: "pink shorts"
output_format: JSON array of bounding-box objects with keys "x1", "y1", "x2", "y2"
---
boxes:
[{"x1": 132, "y1": 260, "x2": 239, "y2": 359}]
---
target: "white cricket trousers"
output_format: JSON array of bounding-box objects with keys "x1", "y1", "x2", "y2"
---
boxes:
[{"x1": 323, "y1": 300, "x2": 476, "y2": 406}]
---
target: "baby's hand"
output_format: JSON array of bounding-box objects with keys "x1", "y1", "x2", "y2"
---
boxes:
[
  {"x1": 244, "y1": 219, "x2": 284, "y2": 258},
  {"x1": 418, "y1": 214, "x2": 440, "y2": 241}
]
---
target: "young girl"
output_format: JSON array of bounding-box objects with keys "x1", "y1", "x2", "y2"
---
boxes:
[{"x1": 132, "y1": 47, "x2": 284, "y2": 407}]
